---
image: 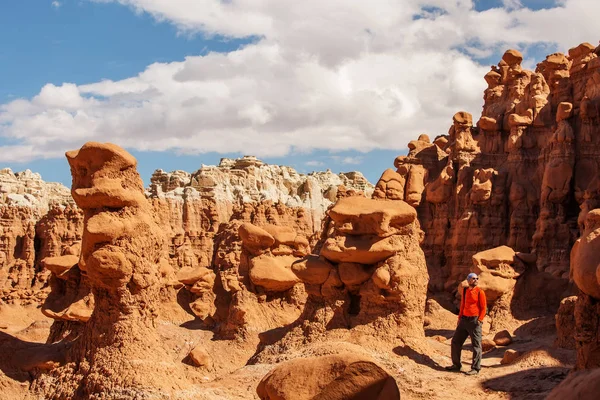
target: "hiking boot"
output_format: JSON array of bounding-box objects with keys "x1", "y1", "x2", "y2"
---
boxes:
[
  {"x1": 465, "y1": 369, "x2": 479, "y2": 376},
  {"x1": 444, "y1": 365, "x2": 461, "y2": 372}
]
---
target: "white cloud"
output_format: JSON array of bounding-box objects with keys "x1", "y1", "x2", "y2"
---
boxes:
[
  {"x1": 305, "y1": 160, "x2": 324, "y2": 167},
  {"x1": 340, "y1": 156, "x2": 364, "y2": 165},
  {"x1": 52, "y1": 1, "x2": 61, "y2": 8},
  {"x1": 2, "y1": 0, "x2": 599, "y2": 162},
  {"x1": 502, "y1": 0, "x2": 523, "y2": 10}
]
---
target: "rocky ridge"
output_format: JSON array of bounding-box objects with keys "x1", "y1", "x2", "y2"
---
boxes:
[
  {"x1": 0, "y1": 159, "x2": 372, "y2": 305},
  {"x1": 149, "y1": 155, "x2": 373, "y2": 228}
]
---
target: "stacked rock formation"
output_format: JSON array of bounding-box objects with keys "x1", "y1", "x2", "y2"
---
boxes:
[
  {"x1": 244, "y1": 191, "x2": 430, "y2": 348},
  {"x1": 316, "y1": 194, "x2": 429, "y2": 338},
  {"x1": 374, "y1": 45, "x2": 600, "y2": 300},
  {"x1": 32, "y1": 142, "x2": 190, "y2": 399}
]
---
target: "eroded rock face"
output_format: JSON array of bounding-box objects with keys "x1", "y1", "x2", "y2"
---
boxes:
[
  {"x1": 378, "y1": 45, "x2": 600, "y2": 301},
  {"x1": 32, "y1": 142, "x2": 190, "y2": 399},
  {"x1": 1, "y1": 168, "x2": 77, "y2": 305},
  {"x1": 256, "y1": 353, "x2": 400, "y2": 400},
  {"x1": 207, "y1": 219, "x2": 310, "y2": 338}
]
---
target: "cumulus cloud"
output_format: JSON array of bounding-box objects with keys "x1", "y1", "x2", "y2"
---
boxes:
[
  {"x1": 52, "y1": 1, "x2": 61, "y2": 8},
  {"x1": 1, "y1": 0, "x2": 598, "y2": 162}
]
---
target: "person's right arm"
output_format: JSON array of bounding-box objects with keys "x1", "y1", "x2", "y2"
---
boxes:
[{"x1": 457, "y1": 288, "x2": 465, "y2": 324}]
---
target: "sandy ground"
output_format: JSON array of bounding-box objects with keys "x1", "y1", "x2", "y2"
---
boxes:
[{"x1": 0, "y1": 300, "x2": 575, "y2": 400}]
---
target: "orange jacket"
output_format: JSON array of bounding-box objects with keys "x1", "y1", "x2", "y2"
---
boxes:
[{"x1": 458, "y1": 286, "x2": 486, "y2": 322}]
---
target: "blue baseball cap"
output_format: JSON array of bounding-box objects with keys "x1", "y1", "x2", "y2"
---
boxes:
[{"x1": 467, "y1": 273, "x2": 478, "y2": 280}]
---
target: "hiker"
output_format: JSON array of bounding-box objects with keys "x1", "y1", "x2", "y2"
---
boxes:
[{"x1": 445, "y1": 272, "x2": 487, "y2": 375}]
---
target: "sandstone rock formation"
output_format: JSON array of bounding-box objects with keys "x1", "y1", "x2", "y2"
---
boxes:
[
  {"x1": 555, "y1": 295, "x2": 577, "y2": 349},
  {"x1": 1, "y1": 156, "x2": 371, "y2": 322},
  {"x1": 1, "y1": 168, "x2": 77, "y2": 305},
  {"x1": 375, "y1": 46, "x2": 600, "y2": 304},
  {"x1": 32, "y1": 142, "x2": 190, "y2": 399},
  {"x1": 284, "y1": 195, "x2": 429, "y2": 342},
  {"x1": 0, "y1": 168, "x2": 72, "y2": 212},
  {"x1": 256, "y1": 353, "x2": 400, "y2": 400},
  {"x1": 570, "y1": 208, "x2": 600, "y2": 369}
]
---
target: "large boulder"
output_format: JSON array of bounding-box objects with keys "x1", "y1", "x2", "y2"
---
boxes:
[
  {"x1": 256, "y1": 353, "x2": 400, "y2": 400},
  {"x1": 471, "y1": 246, "x2": 527, "y2": 303},
  {"x1": 328, "y1": 196, "x2": 416, "y2": 237}
]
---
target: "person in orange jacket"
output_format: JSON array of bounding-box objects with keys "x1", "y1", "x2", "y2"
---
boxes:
[{"x1": 445, "y1": 272, "x2": 487, "y2": 375}]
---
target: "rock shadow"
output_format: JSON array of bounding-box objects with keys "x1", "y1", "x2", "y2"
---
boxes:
[
  {"x1": 481, "y1": 367, "x2": 569, "y2": 399},
  {"x1": 392, "y1": 345, "x2": 446, "y2": 371},
  {"x1": 0, "y1": 331, "x2": 68, "y2": 382},
  {"x1": 425, "y1": 328, "x2": 454, "y2": 339},
  {"x1": 510, "y1": 268, "x2": 576, "y2": 320}
]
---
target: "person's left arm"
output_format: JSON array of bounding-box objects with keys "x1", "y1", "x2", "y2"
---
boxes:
[{"x1": 478, "y1": 289, "x2": 487, "y2": 323}]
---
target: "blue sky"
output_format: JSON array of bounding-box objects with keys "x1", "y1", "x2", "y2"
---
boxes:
[{"x1": 0, "y1": 0, "x2": 596, "y2": 186}]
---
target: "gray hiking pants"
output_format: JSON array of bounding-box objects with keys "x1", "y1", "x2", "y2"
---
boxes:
[{"x1": 451, "y1": 316, "x2": 482, "y2": 371}]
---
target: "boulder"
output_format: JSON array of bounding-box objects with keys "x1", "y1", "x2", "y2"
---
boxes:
[
  {"x1": 188, "y1": 346, "x2": 213, "y2": 369},
  {"x1": 482, "y1": 338, "x2": 496, "y2": 352},
  {"x1": 256, "y1": 353, "x2": 400, "y2": 400},
  {"x1": 493, "y1": 330, "x2": 513, "y2": 346},
  {"x1": 328, "y1": 196, "x2": 416, "y2": 237},
  {"x1": 249, "y1": 254, "x2": 301, "y2": 292},
  {"x1": 500, "y1": 349, "x2": 521, "y2": 365},
  {"x1": 291, "y1": 255, "x2": 334, "y2": 285},
  {"x1": 321, "y1": 234, "x2": 404, "y2": 265}
]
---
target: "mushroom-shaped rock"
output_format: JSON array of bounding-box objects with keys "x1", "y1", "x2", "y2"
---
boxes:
[
  {"x1": 250, "y1": 254, "x2": 301, "y2": 291},
  {"x1": 42, "y1": 296, "x2": 94, "y2": 323},
  {"x1": 328, "y1": 196, "x2": 417, "y2": 238},
  {"x1": 66, "y1": 142, "x2": 147, "y2": 209},
  {"x1": 262, "y1": 224, "x2": 310, "y2": 257},
  {"x1": 176, "y1": 266, "x2": 214, "y2": 285},
  {"x1": 256, "y1": 353, "x2": 400, "y2": 400},
  {"x1": 453, "y1": 111, "x2": 473, "y2": 126},
  {"x1": 478, "y1": 116, "x2": 500, "y2": 131}
]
